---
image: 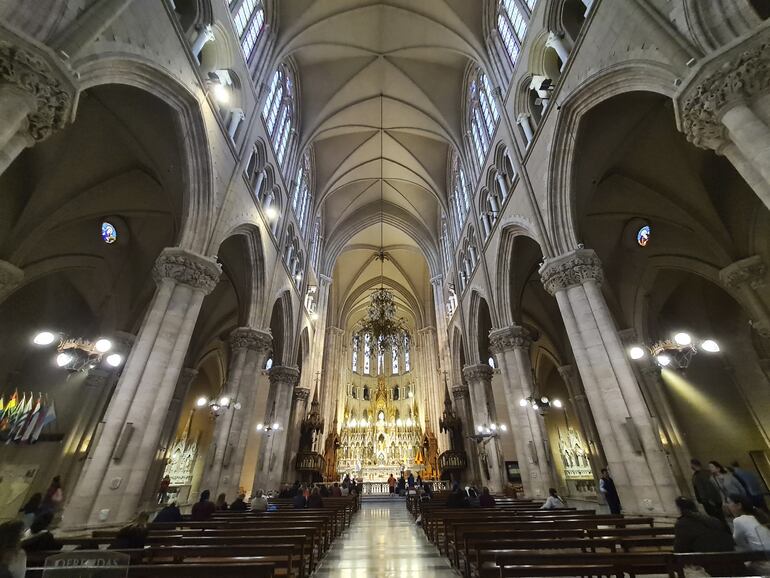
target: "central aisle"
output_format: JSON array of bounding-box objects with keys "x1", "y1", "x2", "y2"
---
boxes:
[{"x1": 312, "y1": 500, "x2": 460, "y2": 577}]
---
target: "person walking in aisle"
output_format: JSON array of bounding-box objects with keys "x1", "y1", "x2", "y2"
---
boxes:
[
  {"x1": 599, "y1": 468, "x2": 622, "y2": 515},
  {"x1": 691, "y1": 459, "x2": 726, "y2": 523},
  {"x1": 730, "y1": 461, "x2": 768, "y2": 511},
  {"x1": 388, "y1": 473, "x2": 396, "y2": 497}
]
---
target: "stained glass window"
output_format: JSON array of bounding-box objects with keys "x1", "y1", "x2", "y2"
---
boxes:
[
  {"x1": 404, "y1": 334, "x2": 411, "y2": 372},
  {"x1": 363, "y1": 333, "x2": 371, "y2": 375},
  {"x1": 637, "y1": 225, "x2": 651, "y2": 247},
  {"x1": 352, "y1": 334, "x2": 359, "y2": 373},
  {"x1": 101, "y1": 221, "x2": 117, "y2": 244},
  {"x1": 392, "y1": 343, "x2": 399, "y2": 375}
]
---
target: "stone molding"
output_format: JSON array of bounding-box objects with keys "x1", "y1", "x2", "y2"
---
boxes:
[
  {"x1": 539, "y1": 248, "x2": 603, "y2": 295},
  {"x1": 268, "y1": 365, "x2": 300, "y2": 387},
  {"x1": 0, "y1": 37, "x2": 75, "y2": 142},
  {"x1": 679, "y1": 37, "x2": 770, "y2": 150},
  {"x1": 152, "y1": 247, "x2": 221, "y2": 294},
  {"x1": 451, "y1": 386, "x2": 470, "y2": 401},
  {"x1": 229, "y1": 327, "x2": 272, "y2": 353},
  {"x1": 719, "y1": 255, "x2": 766, "y2": 290},
  {"x1": 462, "y1": 363, "x2": 494, "y2": 384},
  {"x1": 0, "y1": 260, "x2": 23, "y2": 297},
  {"x1": 489, "y1": 325, "x2": 532, "y2": 353},
  {"x1": 293, "y1": 387, "x2": 311, "y2": 401}
]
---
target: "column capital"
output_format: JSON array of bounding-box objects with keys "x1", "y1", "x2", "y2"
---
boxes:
[
  {"x1": 0, "y1": 260, "x2": 23, "y2": 299},
  {"x1": 0, "y1": 36, "x2": 76, "y2": 142},
  {"x1": 452, "y1": 385, "x2": 470, "y2": 401},
  {"x1": 152, "y1": 247, "x2": 221, "y2": 294},
  {"x1": 678, "y1": 36, "x2": 770, "y2": 151},
  {"x1": 539, "y1": 248, "x2": 603, "y2": 295},
  {"x1": 719, "y1": 255, "x2": 766, "y2": 290},
  {"x1": 318, "y1": 273, "x2": 333, "y2": 286},
  {"x1": 293, "y1": 387, "x2": 311, "y2": 401},
  {"x1": 268, "y1": 365, "x2": 300, "y2": 387},
  {"x1": 489, "y1": 325, "x2": 532, "y2": 353},
  {"x1": 556, "y1": 364, "x2": 578, "y2": 385},
  {"x1": 229, "y1": 326, "x2": 272, "y2": 353},
  {"x1": 430, "y1": 274, "x2": 444, "y2": 286},
  {"x1": 462, "y1": 363, "x2": 494, "y2": 384},
  {"x1": 327, "y1": 326, "x2": 344, "y2": 336}
]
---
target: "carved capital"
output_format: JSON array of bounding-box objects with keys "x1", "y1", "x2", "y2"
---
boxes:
[
  {"x1": 230, "y1": 327, "x2": 272, "y2": 353},
  {"x1": 268, "y1": 365, "x2": 300, "y2": 387},
  {"x1": 452, "y1": 385, "x2": 470, "y2": 401},
  {"x1": 679, "y1": 39, "x2": 770, "y2": 151},
  {"x1": 462, "y1": 363, "x2": 494, "y2": 384},
  {"x1": 293, "y1": 387, "x2": 311, "y2": 401},
  {"x1": 489, "y1": 325, "x2": 532, "y2": 353},
  {"x1": 557, "y1": 364, "x2": 578, "y2": 387},
  {"x1": 0, "y1": 260, "x2": 23, "y2": 299},
  {"x1": 539, "y1": 248, "x2": 603, "y2": 295},
  {"x1": 720, "y1": 255, "x2": 766, "y2": 291},
  {"x1": 0, "y1": 40, "x2": 75, "y2": 141},
  {"x1": 152, "y1": 247, "x2": 221, "y2": 294}
]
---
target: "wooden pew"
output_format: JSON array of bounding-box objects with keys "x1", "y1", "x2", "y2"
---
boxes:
[
  {"x1": 493, "y1": 551, "x2": 674, "y2": 578},
  {"x1": 27, "y1": 561, "x2": 276, "y2": 577}
]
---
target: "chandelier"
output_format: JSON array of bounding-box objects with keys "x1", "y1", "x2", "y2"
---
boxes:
[
  {"x1": 359, "y1": 285, "x2": 409, "y2": 352},
  {"x1": 628, "y1": 331, "x2": 720, "y2": 370}
]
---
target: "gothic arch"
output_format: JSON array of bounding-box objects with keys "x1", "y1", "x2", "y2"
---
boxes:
[{"x1": 495, "y1": 221, "x2": 543, "y2": 328}]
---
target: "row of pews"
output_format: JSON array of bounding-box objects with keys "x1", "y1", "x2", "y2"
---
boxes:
[
  {"x1": 415, "y1": 492, "x2": 767, "y2": 577},
  {"x1": 25, "y1": 495, "x2": 359, "y2": 577}
]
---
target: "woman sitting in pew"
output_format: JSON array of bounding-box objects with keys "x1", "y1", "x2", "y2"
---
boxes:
[
  {"x1": 307, "y1": 487, "x2": 324, "y2": 508},
  {"x1": 674, "y1": 496, "x2": 735, "y2": 553},
  {"x1": 540, "y1": 488, "x2": 567, "y2": 509},
  {"x1": 215, "y1": 492, "x2": 229, "y2": 511},
  {"x1": 191, "y1": 490, "x2": 216, "y2": 521},
  {"x1": 250, "y1": 489, "x2": 268, "y2": 512},
  {"x1": 230, "y1": 493, "x2": 248, "y2": 511}
]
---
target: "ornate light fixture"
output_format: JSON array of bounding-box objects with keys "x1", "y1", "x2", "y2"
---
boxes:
[
  {"x1": 628, "y1": 331, "x2": 720, "y2": 369},
  {"x1": 519, "y1": 395, "x2": 563, "y2": 415},
  {"x1": 33, "y1": 331, "x2": 124, "y2": 372},
  {"x1": 255, "y1": 401, "x2": 281, "y2": 435},
  {"x1": 196, "y1": 394, "x2": 240, "y2": 419}
]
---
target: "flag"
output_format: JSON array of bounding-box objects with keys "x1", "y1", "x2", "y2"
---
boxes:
[
  {"x1": 20, "y1": 395, "x2": 42, "y2": 443},
  {"x1": 31, "y1": 400, "x2": 56, "y2": 443},
  {"x1": 9, "y1": 393, "x2": 31, "y2": 441},
  {"x1": 0, "y1": 390, "x2": 18, "y2": 431}
]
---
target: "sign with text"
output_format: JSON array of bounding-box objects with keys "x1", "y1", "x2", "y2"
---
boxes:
[{"x1": 43, "y1": 551, "x2": 129, "y2": 577}]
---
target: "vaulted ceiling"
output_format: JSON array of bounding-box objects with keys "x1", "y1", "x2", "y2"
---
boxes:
[{"x1": 273, "y1": 1, "x2": 489, "y2": 325}]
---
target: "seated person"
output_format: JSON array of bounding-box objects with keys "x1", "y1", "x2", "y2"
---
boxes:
[
  {"x1": 110, "y1": 512, "x2": 149, "y2": 550},
  {"x1": 153, "y1": 502, "x2": 182, "y2": 523},
  {"x1": 250, "y1": 490, "x2": 268, "y2": 512},
  {"x1": 191, "y1": 490, "x2": 216, "y2": 521},
  {"x1": 479, "y1": 487, "x2": 496, "y2": 508},
  {"x1": 727, "y1": 493, "x2": 770, "y2": 551},
  {"x1": 674, "y1": 496, "x2": 734, "y2": 553},
  {"x1": 446, "y1": 482, "x2": 469, "y2": 508},
  {"x1": 230, "y1": 493, "x2": 248, "y2": 511},
  {"x1": 215, "y1": 492, "x2": 228, "y2": 511},
  {"x1": 331, "y1": 483, "x2": 342, "y2": 497},
  {"x1": 307, "y1": 487, "x2": 324, "y2": 508},
  {"x1": 540, "y1": 488, "x2": 567, "y2": 509},
  {"x1": 21, "y1": 512, "x2": 61, "y2": 552},
  {"x1": 293, "y1": 487, "x2": 308, "y2": 509}
]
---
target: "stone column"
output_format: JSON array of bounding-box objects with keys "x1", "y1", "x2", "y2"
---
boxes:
[
  {"x1": 190, "y1": 25, "x2": 215, "y2": 62},
  {"x1": 284, "y1": 386, "x2": 311, "y2": 475},
  {"x1": 720, "y1": 255, "x2": 770, "y2": 337},
  {"x1": 489, "y1": 326, "x2": 554, "y2": 498},
  {"x1": 0, "y1": 35, "x2": 75, "y2": 176},
  {"x1": 517, "y1": 114, "x2": 534, "y2": 145},
  {"x1": 64, "y1": 247, "x2": 220, "y2": 527},
  {"x1": 252, "y1": 365, "x2": 300, "y2": 492},
  {"x1": 141, "y1": 367, "x2": 197, "y2": 505},
  {"x1": 539, "y1": 248, "x2": 679, "y2": 516},
  {"x1": 546, "y1": 32, "x2": 570, "y2": 69},
  {"x1": 203, "y1": 327, "x2": 271, "y2": 498},
  {"x1": 0, "y1": 260, "x2": 24, "y2": 304},
  {"x1": 462, "y1": 364, "x2": 506, "y2": 492},
  {"x1": 452, "y1": 385, "x2": 481, "y2": 484},
  {"x1": 677, "y1": 36, "x2": 770, "y2": 209},
  {"x1": 52, "y1": 0, "x2": 137, "y2": 59},
  {"x1": 320, "y1": 327, "x2": 344, "y2": 459}
]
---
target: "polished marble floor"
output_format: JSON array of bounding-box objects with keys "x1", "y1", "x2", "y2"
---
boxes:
[{"x1": 312, "y1": 499, "x2": 461, "y2": 577}]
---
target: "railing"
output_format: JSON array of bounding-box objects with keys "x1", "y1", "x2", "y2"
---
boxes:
[
  {"x1": 438, "y1": 450, "x2": 467, "y2": 471},
  {"x1": 295, "y1": 451, "x2": 325, "y2": 473},
  {"x1": 359, "y1": 480, "x2": 451, "y2": 495}
]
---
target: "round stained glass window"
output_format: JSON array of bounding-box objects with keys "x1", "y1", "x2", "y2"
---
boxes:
[
  {"x1": 636, "y1": 225, "x2": 650, "y2": 247},
  {"x1": 101, "y1": 221, "x2": 117, "y2": 244}
]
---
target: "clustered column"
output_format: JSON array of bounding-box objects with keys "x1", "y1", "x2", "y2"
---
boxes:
[
  {"x1": 489, "y1": 326, "x2": 554, "y2": 498},
  {"x1": 462, "y1": 364, "x2": 506, "y2": 492},
  {"x1": 451, "y1": 385, "x2": 481, "y2": 485},
  {"x1": 284, "y1": 386, "x2": 311, "y2": 475},
  {"x1": 65, "y1": 247, "x2": 221, "y2": 526},
  {"x1": 203, "y1": 327, "x2": 271, "y2": 499},
  {"x1": 320, "y1": 327, "x2": 344, "y2": 452},
  {"x1": 252, "y1": 365, "x2": 300, "y2": 493},
  {"x1": 678, "y1": 36, "x2": 770, "y2": 209},
  {"x1": 539, "y1": 248, "x2": 679, "y2": 516}
]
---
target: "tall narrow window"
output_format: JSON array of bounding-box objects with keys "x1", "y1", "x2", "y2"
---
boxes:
[
  {"x1": 498, "y1": 0, "x2": 527, "y2": 66},
  {"x1": 231, "y1": 0, "x2": 265, "y2": 62},
  {"x1": 404, "y1": 335, "x2": 411, "y2": 372},
  {"x1": 363, "y1": 333, "x2": 371, "y2": 375},
  {"x1": 467, "y1": 69, "x2": 498, "y2": 167},
  {"x1": 352, "y1": 333, "x2": 360, "y2": 373},
  {"x1": 392, "y1": 343, "x2": 399, "y2": 375},
  {"x1": 377, "y1": 336, "x2": 384, "y2": 375},
  {"x1": 261, "y1": 64, "x2": 296, "y2": 169},
  {"x1": 449, "y1": 152, "x2": 470, "y2": 235}
]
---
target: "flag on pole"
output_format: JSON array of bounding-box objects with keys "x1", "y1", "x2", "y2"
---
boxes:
[
  {"x1": 20, "y1": 395, "x2": 42, "y2": 443},
  {"x1": 31, "y1": 400, "x2": 56, "y2": 443},
  {"x1": 9, "y1": 393, "x2": 31, "y2": 441},
  {"x1": 0, "y1": 390, "x2": 18, "y2": 432}
]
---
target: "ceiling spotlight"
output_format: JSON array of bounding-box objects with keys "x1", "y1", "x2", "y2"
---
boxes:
[
  {"x1": 490, "y1": 423, "x2": 497, "y2": 431},
  {"x1": 519, "y1": 398, "x2": 527, "y2": 407},
  {"x1": 94, "y1": 339, "x2": 113, "y2": 353},
  {"x1": 553, "y1": 399, "x2": 563, "y2": 408},
  {"x1": 33, "y1": 331, "x2": 56, "y2": 346},
  {"x1": 476, "y1": 425, "x2": 483, "y2": 433},
  {"x1": 629, "y1": 346, "x2": 646, "y2": 360},
  {"x1": 701, "y1": 339, "x2": 720, "y2": 353},
  {"x1": 656, "y1": 354, "x2": 671, "y2": 367},
  {"x1": 105, "y1": 353, "x2": 123, "y2": 367},
  {"x1": 219, "y1": 396, "x2": 231, "y2": 407},
  {"x1": 196, "y1": 396, "x2": 208, "y2": 407},
  {"x1": 540, "y1": 396, "x2": 549, "y2": 404},
  {"x1": 272, "y1": 422, "x2": 280, "y2": 429},
  {"x1": 56, "y1": 353, "x2": 73, "y2": 367},
  {"x1": 256, "y1": 423, "x2": 264, "y2": 431},
  {"x1": 674, "y1": 332, "x2": 692, "y2": 346},
  {"x1": 500, "y1": 424, "x2": 508, "y2": 432}
]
